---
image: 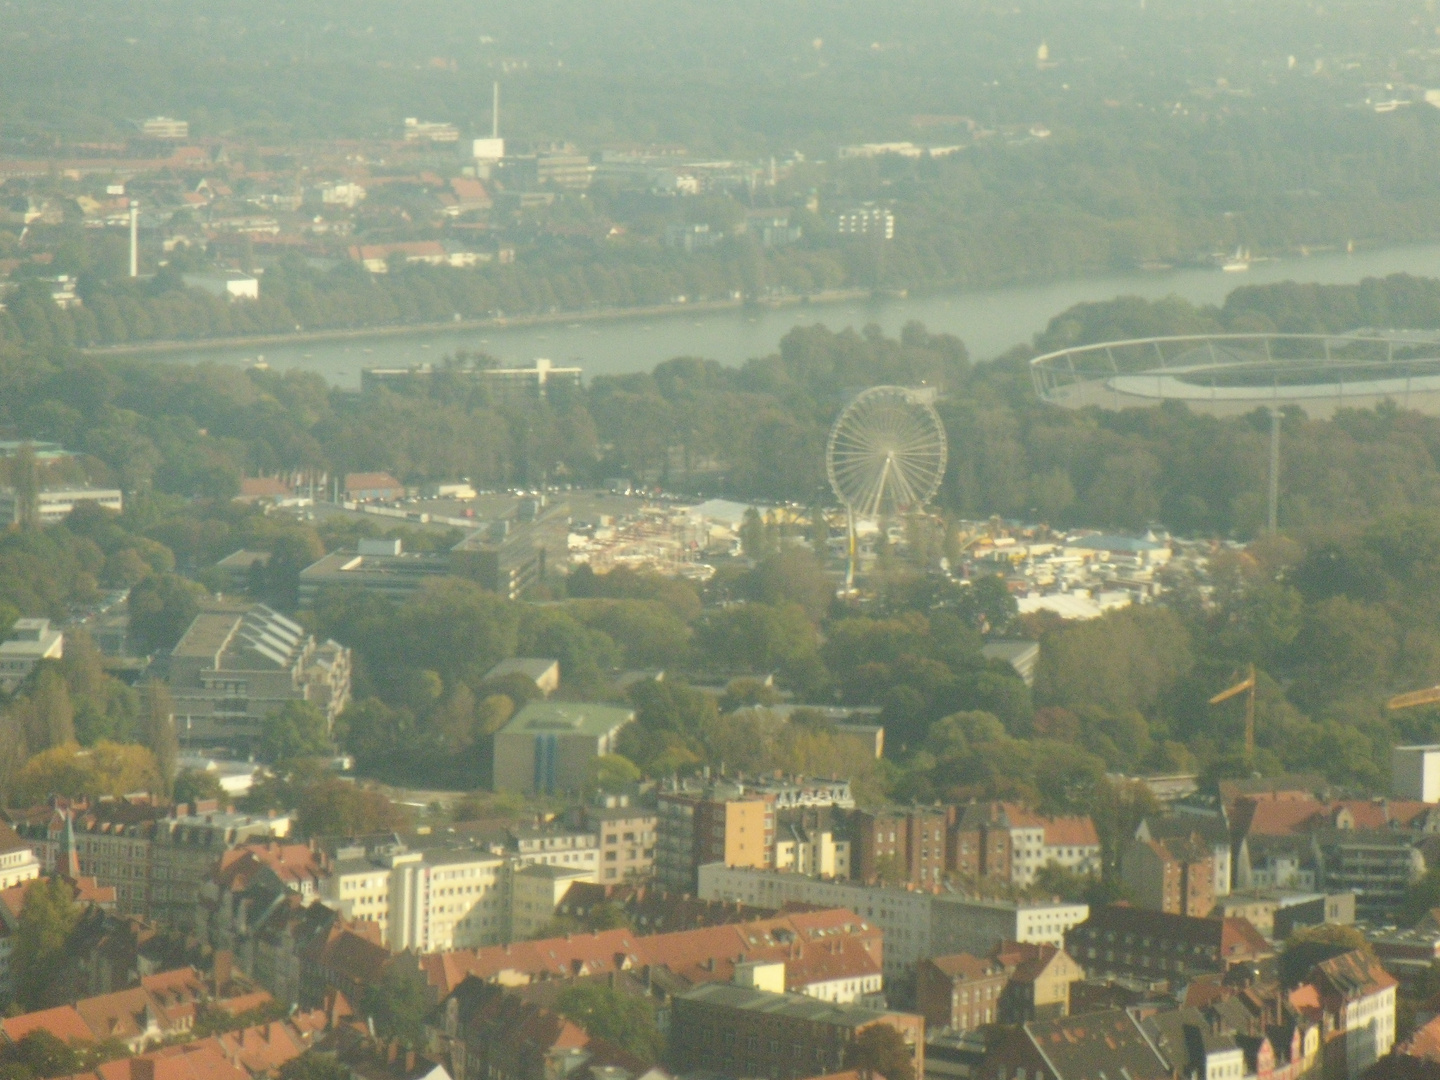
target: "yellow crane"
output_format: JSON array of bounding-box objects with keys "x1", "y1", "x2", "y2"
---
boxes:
[
  {"x1": 1387, "y1": 684, "x2": 1440, "y2": 711},
  {"x1": 1209, "y1": 664, "x2": 1257, "y2": 756}
]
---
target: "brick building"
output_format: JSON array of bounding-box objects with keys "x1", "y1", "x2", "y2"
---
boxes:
[
  {"x1": 916, "y1": 953, "x2": 1007, "y2": 1034},
  {"x1": 1121, "y1": 834, "x2": 1216, "y2": 917},
  {"x1": 950, "y1": 803, "x2": 1100, "y2": 887},
  {"x1": 656, "y1": 781, "x2": 775, "y2": 892},
  {"x1": 852, "y1": 807, "x2": 947, "y2": 886},
  {"x1": 1064, "y1": 905, "x2": 1272, "y2": 987}
]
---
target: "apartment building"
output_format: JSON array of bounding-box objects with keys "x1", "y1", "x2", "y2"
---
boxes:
[
  {"x1": 698, "y1": 864, "x2": 1087, "y2": 976},
  {"x1": 1311, "y1": 949, "x2": 1397, "y2": 1079},
  {"x1": 853, "y1": 807, "x2": 947, "y2": 886},
  {"x1": 149, "y1": 807, "x2": 293, "y2": 929},
  {"x1": 656, "y1": 781, "x2": 775, "y2": 892},
  {"x1": 0, "y1": 822, "x2": 40, "y2": 891},
  {"x1": 508, "y1": 863, "x2": 597, "y2": 940},
  {"x1": 775, "y1": 807, "x2": 850, "y2": 879},
  {"x1": 917, "y1": 953, "x2": 1008, "y2": 1033},
  {"x1": 950, "y1": 803, "x2": 1101, "y2": 886},
  {"x1": 1064, "y1": 905, "x2": 1273, "y2": 986},
  {"x1": 320, "y1": 841, "x2": 507, "y2": 951},
  {"x1": 1121, "y1": 834, "x2": 1216, "y2": 917},
  {"x1": 582, "y1": 802, "x2": 656, "y2": 882}
]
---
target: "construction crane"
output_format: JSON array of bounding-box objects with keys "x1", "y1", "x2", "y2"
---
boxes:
[
  {"x1": 1387, "y1": 684, "x2": 1440, "y2": 711},
  {"x1": 1209, "y1": 664, "x2": 1257, "y2": 756}
]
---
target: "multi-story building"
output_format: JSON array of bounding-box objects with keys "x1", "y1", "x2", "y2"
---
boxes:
[
  {"x1": 698, "y1": 864, "x2": 1087, "y2": 977},
  {"x1": 168, "y1": 603, "x2": 351, "y2": 750},
  {"x1": 1121, "y1": 835, "x2": 1216, "y2": 917},
  {"x1": 0, "y1": 486, "x2": 122, "y2": 526},
  {"x1": 491, "y1": 702, "x2": 634, "y2": 796},
  {"x1": 0, "y1": 618, "x2": 64, "y2": 692},
  {"x1": 1064, "y1": 905, "x2": 1273, "y2": 987},
  {"x1": 415, "y1": 907, "x2": 884, "y2": 1002},
  {"x1": 13, "y1": 799, "x2": 166, "y2": 914},
  {"x1": 929, "y1": 896, "x2": 1091, "y2": 959},
  {"x1": 582, "y1": 802, "x2": 656, "y2": 883},
  {"x1": 148, "y1": 806, "x2": 293, "y2": 929},
  {"x1": 853, "y1": 807, "x2": 947, "y2": 886},
  {"x1": 990, "y1": 941, "x2": 1083, "y2": 1024},
  {"x1": 669, "y1": 981, "x2": 924, "y2": 1080},
  {"x1": 1313, "y1": 830, "x2": 1427, "y2": 917},
  {"x1": 985, "y1": 1008, "x2": 1173, "y2": 1080},
  {"x1": 1136, "y1": 814, "x2": 1233, "y2": 896},
  {"x1": 1311, "y1": 949, "x2": 1396, "y2": 1079},
  {"x1": 917, "y1": 953, "x2": 1008, "y2": 1033},
  {"x1": 950, "y1": 803, "x2": 1101, "y2": 887},
  {"x1": 320, "y1": 840, "x2": 507, "y2": 951},
  {"x1": 508, "y1": 864, "x2": 597, "y2": 940},
  {"x1": 656, "y1": 781, "x2": 775, "y2": 893},
  {"x1": 504, "y1": 825, "x2": 600, "y2": 874},
  {"x1": 0, "y1": 822, "x2": 40, "y2": 891},
  {"x1": 774, "y1": 807, "x2": 849, "y2": 879}
]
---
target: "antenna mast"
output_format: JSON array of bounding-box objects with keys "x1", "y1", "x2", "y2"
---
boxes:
[{"x1": 492, "y1": 81, "x2": 500, "y2": 139}]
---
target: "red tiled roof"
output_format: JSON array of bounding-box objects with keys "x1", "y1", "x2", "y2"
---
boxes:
[
  {"x1": 238, "y1": 477, "x2": 291, "y2": 499},
  {"x1": 2, "y1": 1005, "x2": 92, "y2": 1044},
  {"x1": 1406, "y1": 1014, "x2": 1440, "y2": 1063},
  {"x1": 420, "y1": 907, "x2": 881, "y2": 996},
  {"x1": 1237, "y1": 796, "x2": 1329, "y2": 836}
]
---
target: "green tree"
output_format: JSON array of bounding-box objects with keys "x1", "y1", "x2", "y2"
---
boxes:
[
  {"x1": 138, "y1": 681, "x2": 178, "y2": 796},
  {"x1": 296, "y1": 777, "x2": 409, "y2": 838},
  {"x1": 261, "y1": 701, "x2": 331, "y2": 763},
  {"x1": 1279, "y1": 924, "x2": 1370, "y2": 987},
  {"x1": 847, "y1": 1024, "x2": 915, "y2": 1080},
  {"x1": 173, "y1": 767, "x2": 225, "y2": 805},
  {"x1": 277, "y1": 1054, "x2": 349, "y2": 1080},
  {"x1": 127, "y1": 574, "x2": 202, "y2": 655},
  {"x1": 554, "y1": 984, "x2": 664, "y2": 1064},
  {"x1": 12, "y1": 878, "x2": 82, "y2": 1009},
  {"x1": 360, "y1": 963, "x2": 430, "y2": 1049}
]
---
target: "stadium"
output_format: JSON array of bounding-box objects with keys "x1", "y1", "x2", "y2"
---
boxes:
[{"x1": 1028, "y1": 333, "x2": 1440, "y2": 418}]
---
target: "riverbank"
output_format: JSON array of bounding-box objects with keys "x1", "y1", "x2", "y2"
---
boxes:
[{"x1": 78, "y1": 287, "x2": 875, "y2": 359}]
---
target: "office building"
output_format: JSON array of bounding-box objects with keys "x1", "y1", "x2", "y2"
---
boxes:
[
  {"x1": 167, "y1": 603, "x2": 351, "y2": 750},
  {"x1": 0, "y1": 486, "x2": 122, "y2": 526},
  {"x1": 140, "y1": 117, "x2": 189, "y2": 140},
  {"x1": 298, "y1": 541, "x2": 451, "y2": 605},
  {"x1": 491, "y1": 701, "x2": 634, "y2": 796},
  {"x1": 0, "y1": 618, "x2": 63, "y2": 692}
]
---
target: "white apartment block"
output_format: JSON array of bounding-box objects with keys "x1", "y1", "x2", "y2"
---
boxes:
[
  {"x1": 507, "y1": 827, "x2": 600, "y2": 874},
  {"x1": 698, "y1": 865, "x2": 1088, "y2": 977},
  {"x1": 322, "y1": 843, "x2": 506, "y2": 952}
]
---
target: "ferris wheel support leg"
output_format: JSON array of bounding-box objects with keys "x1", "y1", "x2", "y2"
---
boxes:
[{"x1": 845, "y1": 509, "x2": 857, "y2": 596}]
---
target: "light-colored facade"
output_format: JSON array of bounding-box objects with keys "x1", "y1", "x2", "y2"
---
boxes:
[
  {"x1": 0, "y1": 486, "x2": 122, "y2": 526},
  {"x1": 168, "y1": 603, "x2": 351, "y2": 749},
  {"x1": 0, "y1": 618, "x2": 63, "y2": 691},
  {"x1": 491, "y1": 702, "x2": 634, "y2": 795},
  {"x1": 148, "y1": 808, "x2": 291, "y2": 929},
  {"x1": 583, "y1": 805, "x2": 657, "y2": 882},
  {"x1": 508, "y1": 863, "x2": 598, "y2": 940},
  {"x1": 507, "y1": 826, "x2": 600, "y2": 874},
  {"x1": 1392, "y1": 745, "x2": 1440, "y2": 803},
  {"x1": 321, "y1": 843, "x2": 507, "y2": 951}
]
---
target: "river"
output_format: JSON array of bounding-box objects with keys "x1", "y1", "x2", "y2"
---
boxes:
[{"x1": 145, "y1": 243, "x2": 1440, "y2": 389}]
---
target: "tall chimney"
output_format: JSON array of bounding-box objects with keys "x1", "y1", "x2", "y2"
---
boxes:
[
  {"x1": 492, "y1": 82, "x2": 500, "y2": 140},
  {"x1": 129, "y1": 201, "x2": 139, "y2": 278}
]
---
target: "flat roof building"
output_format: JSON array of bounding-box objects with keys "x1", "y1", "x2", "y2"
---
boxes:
[
  {"x1": 0, "y1": 618, "x2": 63, "y2": 692},
  {"x1": 491, "y1": 701, "x2": 634, "y2": 796},
  {"x1": 0, "y1": 486, "x2": 122, "y2": 526},
  {"x1": 168, "y1": 603, "x2": 350, "y2": 751}
]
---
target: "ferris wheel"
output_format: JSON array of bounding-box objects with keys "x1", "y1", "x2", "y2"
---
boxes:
[{"x1": 826, "y1": 386, "x2": 948, "y2": 519}]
